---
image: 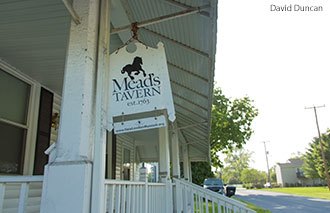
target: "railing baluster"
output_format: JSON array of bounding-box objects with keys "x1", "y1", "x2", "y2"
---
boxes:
[
  {"x1": 115, "y1": 185, "x2": 121, "y2": 213},
  {"x1": 127, "y1": 185, "x2": 131, "y2": 213},
  {"x1": 136, "y1": 186, "x2": 140, "y2": 213},
  {"x1": 18, "y1": 183, "x2": 29, "y2": 213},
  {"x1": 205, "y1": 195, "x2": 209, "y2": 213},
  {"x1": 121, "y1": 185, "x2": 126, "y2": 213},
  {"x1": 108, "y1": 185, "x2": 115, "y2": 213},
  {"x1": 145, "y1": 181, "x2": 148, "y2": 213},
  {"x1": 0, "y1": 183, "x2": 5, "y2": 213},
  {"x1": 191, "y1": 189, "x2": 195, "y2": 213},
  {"x1": 175, "y1": 181, "x2": 182, "y2": 213},
  {"x1": 140, "y1": 185, "x2": 145, "y2": 213}
]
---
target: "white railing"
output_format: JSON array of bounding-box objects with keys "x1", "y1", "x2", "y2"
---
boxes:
[
  {"x1": 104, "y1": 179, "x2": 172, "y2": 213},
  {"x1": 173, "y1": 178, "x2": 255, "y2": 213},
  {"x1": 0, "y1": 176, "x2": 43, "y2": 213}
]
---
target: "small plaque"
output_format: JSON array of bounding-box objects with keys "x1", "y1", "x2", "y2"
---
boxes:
[{"x1": 114, "y1": 115, "x2": 166, "y2": 134}]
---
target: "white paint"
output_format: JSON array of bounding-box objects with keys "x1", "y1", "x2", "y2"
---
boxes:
[
  {"x1": 0, "y1": 59, "x2": 41, "y2": 175},
  {"x1": 107, "y1": 42, "x2": 176, "y2": 130},
  {"x1": 173, "y1": 178, "x2": 255, "y2": 213},
  {"x1": 182, "y1": 144, "x2": 190, "y2": 181},
  {"x1": 18, "y1": 183, "x2": 28, "y2": 212},
  {"x1": 114, "y1": 115, "x2": 166, "y2": 134},
  {"x1": 104, "y1": 180, "x2": 167, "y2": 213},
  {"x1": 0, "y1": 176, "x2": 43, "y2": 212},
  {"x1": 41, "y1": 162, "x2": 92, "y2": 213},
  {"x1": 158, "y1": 123, "x2": 170, "y2": 182},
  {"x1": 91, "y1": 0, "x2": 111, "y2": 212},
  {"x1": 55, "y1": 0, "x2": 99, "y2": 162},
  {"x1": 40, "y1": 0, "x2": 100, "y2": 212},
  {"x1": 171, "y1": 123, "x2": 180, "y2": 178}
]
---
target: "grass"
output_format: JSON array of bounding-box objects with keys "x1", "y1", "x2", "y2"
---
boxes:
[
  {"x1": 233, "y1": 197, "x2": 271, "y2": 213},
  {"x1": 193, "y1": 197, "x2": 267, "y2": 213},
  {"x1": 259, "y1": 187, "x2": 330, "y2": 200}
]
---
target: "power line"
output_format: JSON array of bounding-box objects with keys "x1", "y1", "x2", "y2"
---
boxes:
[{"x1": 305, "y1": 105, "x2": 330, "y2": 191}]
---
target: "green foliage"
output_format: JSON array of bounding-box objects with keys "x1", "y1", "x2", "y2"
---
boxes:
[
  {"x1": 302, "y1": 131, "x2": 330, "y2": 180},
  {"x1": 210, "y1": 87, "x2": 258, "y2": 168},
  {"x1": 221, "y1": 148, "x2": 252, "y2": 184},
  {"x1": 241, "y1": 168, "x2": 267, "y2": 185},
  {"x1": 191, "y1": 162, "x2": 215, "y2": 186},
  {"x1": 270, "y1": 166, "x2": 277, "y2": 183}
]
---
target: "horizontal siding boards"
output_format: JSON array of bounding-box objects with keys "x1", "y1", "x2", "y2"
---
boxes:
[
  {"x1": 2, "y1": 182, "x2": 42, "y2": 213},
  {"x1": 116, "y1": 134, "x2": 135, "y2": 180},
  {"x1": 50, "y1": 93, "x2": 61, "y2": 144}
]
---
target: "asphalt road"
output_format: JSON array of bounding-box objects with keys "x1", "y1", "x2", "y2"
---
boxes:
[{"x1": 235, "y1": 188, "x2": 330, "y2": 213}]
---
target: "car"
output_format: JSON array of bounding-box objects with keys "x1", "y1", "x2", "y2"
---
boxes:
[
  {"x1": 203, "y1": 178, "x2": 236, "y2": 197},
  {"x1": 203, "y1": 178, "x2": 225, "y2": 194}
]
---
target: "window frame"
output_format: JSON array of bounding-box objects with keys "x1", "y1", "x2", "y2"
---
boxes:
[{"x1": 0, "y1": 60, "x2": 40, "y2": 175}]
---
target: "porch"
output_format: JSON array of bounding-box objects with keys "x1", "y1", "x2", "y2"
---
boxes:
[
  {"x1": 0, "y1": 0, "x2": 253, "y2": 212},
  {"x1": 0, "y1": 176, "x2": 254, "y2": 213}
]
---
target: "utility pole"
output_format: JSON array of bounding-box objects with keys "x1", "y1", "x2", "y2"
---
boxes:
[
  {"x1": 262, "y1": 141, "x2": 272, "y2": 187},
  {"x1": 305, "y1": 105, "x2": 330, "y2": 191}
]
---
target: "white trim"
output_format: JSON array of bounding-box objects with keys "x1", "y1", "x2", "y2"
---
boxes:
[
  {"x1": 0, "y1": 58, "x2": 62, "y2": 96},
  {"x1": 0, "y1": 58, "x2": 36, "y2": 86},
  {"x1": 0, "y1": 60, "x2": 40, "y2": 175},
  {"x1": 0, "y1": 175, "x2": 43, "y2": 183},
  {"x1": 0, "y1": 58, "x2": 63, "y2": 175}
]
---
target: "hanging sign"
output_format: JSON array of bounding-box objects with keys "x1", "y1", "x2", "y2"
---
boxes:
[
  {"x1": 114, "y1": 115, "x2": 166, "y2": 134},
  {"x1": 107, "y1": 42, "x2": 175, "y2": 131}
]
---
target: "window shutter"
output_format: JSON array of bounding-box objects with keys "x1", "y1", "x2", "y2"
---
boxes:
[{"x1": 33, "y1": 88, "x2": 53, "y2": 175}]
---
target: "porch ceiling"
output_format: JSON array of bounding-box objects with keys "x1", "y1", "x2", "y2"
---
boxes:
[{"x1": 0, "y1": 0, "x2": 218, "y2": 162}]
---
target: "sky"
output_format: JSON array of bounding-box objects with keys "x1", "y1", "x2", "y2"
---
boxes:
[{"x1": 214, "y1": 0, "x2": 330, "y2": 171}]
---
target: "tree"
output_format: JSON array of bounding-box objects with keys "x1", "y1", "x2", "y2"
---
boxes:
[
  {"x1": 191, "y1": 162, "x2": 215, "y2": 185},
  {"x1": 221, "y1": 148, "x2": 252, "y2": 184},
  {"x1": 241, "y1": 168, "x2": 266, "y2": 185},
  {"x1": 302, "y1": 131, "x2": 330, "y2": 180},
  {"x1": 191, "y1": 87, "x2": 258, "y2": 183},
  {"x1": 210, "y1": 87, "x2": 258, "y2": 168},
  {"x1": 270, "y1": 166, "x2": 277, "y2": 183}
]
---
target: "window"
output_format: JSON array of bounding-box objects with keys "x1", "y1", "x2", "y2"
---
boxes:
[{"x1": 0, "y1": 69, "x2": 31, "y2": 174}]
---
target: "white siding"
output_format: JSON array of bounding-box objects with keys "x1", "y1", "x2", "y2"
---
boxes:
[
  {"x1": 115, "y1": 134, "x2": 135, "y2": 180},
  {"x1": 2, "y1": 182, "x2": 42, "y2": 213},
  {"x1": 50, "y1": 93, "x2": 61, "y2": 145}
]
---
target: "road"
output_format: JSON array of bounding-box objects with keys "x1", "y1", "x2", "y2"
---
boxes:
[{"x1": 235, "y1": 188, "x2": 330, "y2": 213}]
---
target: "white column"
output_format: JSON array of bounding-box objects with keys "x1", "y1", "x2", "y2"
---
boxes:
[
  {"x1": 189, "y1": 161, "x2": 192, "y2": 182},
  {"x1": 91, "y1": 0, "x2": 111, "y2": 212},
  {"x1": 158, "y1": 123, "x2": 170, "y2": 183},
  {"x1": 183, "y1": 144, "x2": 190, "y2": 181},
  {"x1": 171, "y1": 123, "x2": 180, "y2": 179},
  {"x1": 40, "y1": 0, "x2": 100, "y2": 212}
]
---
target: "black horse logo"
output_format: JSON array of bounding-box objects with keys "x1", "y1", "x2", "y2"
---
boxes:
[{"x1": 121, "y1": 56, "x2": 146, "y2": 80}]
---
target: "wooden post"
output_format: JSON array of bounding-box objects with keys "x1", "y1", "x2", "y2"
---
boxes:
[
  {"x1": 183, "y1": 144, "x2": 190, "y2": 181},
  {"x1": 171, "y1": 122, "x2": 181, "y2": 179},
  {"x1": 18, "y1": 183, "x2": 29, "y2": 213},
  {"x1": 40, "y1": 0, "x2": 100, "y2": 212},
  {"x1": 159, "y1": 117, "x2": 170, "y2": 182},
  {"x1": 91, "y1": 0, "x2": 111, "y2": 212}
]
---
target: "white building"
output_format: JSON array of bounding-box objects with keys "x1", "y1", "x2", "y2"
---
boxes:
[
  {"x1": 0, "y1": 0, "x2": 254, "y2": 212},
  {"x1": 276, "y1": 159, "x2": 325, "y2": 187}
]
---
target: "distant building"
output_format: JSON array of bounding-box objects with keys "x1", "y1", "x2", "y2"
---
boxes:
[{"x1": 276, "y1": 158, "x2": 325, "y2": 187}]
